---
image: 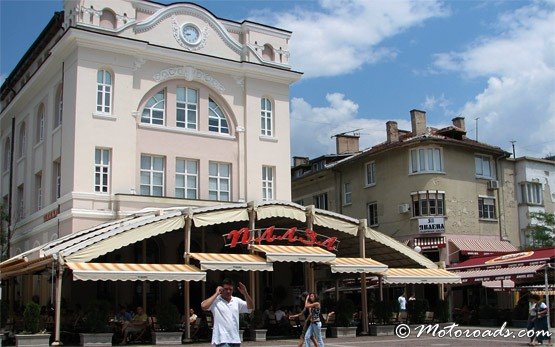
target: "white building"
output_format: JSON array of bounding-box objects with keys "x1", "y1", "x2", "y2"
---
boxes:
[{"x1": 0, "y1": 0, "x2": 300, "y2": 263}]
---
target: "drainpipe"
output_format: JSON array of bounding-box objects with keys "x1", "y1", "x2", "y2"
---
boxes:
[
  {"x1": 183, "y1": 209, "x2": 192, "y2": 341},
  {"x1": 495, "y1": 153, "x2": 509, "y2": 241}
]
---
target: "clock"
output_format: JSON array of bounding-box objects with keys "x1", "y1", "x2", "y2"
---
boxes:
[{"x1": 180, "y1": 23, "x2": 201, "y2": 45}]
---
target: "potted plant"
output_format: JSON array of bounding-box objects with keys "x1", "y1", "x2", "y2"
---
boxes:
[
  {"x1": 239, "y1": 313, "x2": 249, "y2": 342},
  {"x1": 249, "y1": 309, "x2": 267, "y2": 341},
  {"x1": 79, "y1": 300, "x2": 112, "y2": 347},
  {"x1": 435, "y1": 300, "x2": 449, "y2": 324},
  {"x1": 369, "y1": 300, "x2": 397, "y2": 336},
  {"x1": 330, "y1": 298, "x2": 356, "y2": 338},
  {"x1": 152, "y1": 303, "x2": 182, "y2": 345},
  {"x1": 15, "y1": 302, "x2": 50, "y2": 347},
  {"x1": 407, "y1": 299, "x2": 429, "y2": 324}
]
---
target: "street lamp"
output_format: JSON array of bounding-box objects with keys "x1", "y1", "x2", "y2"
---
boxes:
[{"x1": 413, "y1": 245, "x2": 422, "y2": 253}]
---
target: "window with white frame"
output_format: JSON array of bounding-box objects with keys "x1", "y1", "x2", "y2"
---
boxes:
[
  {"x1": 313, "y1": 193, "x2": 328, "y2": 210},
  {"x1": 54, "y1": 85, "x2": 63, "y2": 128},
  {"x1": 96, "y1": 70, "x2": 112, "y2": 113},
  {"x1": 16, "y1": 184, "x2": 24, "y2": 221},
  {"x1": 521, "y1": 182, "x2": 542, "y2": 205},
  {"x1": 208, "y1": 162, "x2": 231, "y2": 201},
  {"x1": 94, "y1": 148, "x2": 110, "y2": 193},
  {"x1": 262, "y1": 166, "x2": 274, "y2": 201},
  {"x1": 260, "y1": 98, "x2": 273, "y2": 136},
  {"x1": 141, "y1": 90, "x2": 165, "y2": 125},
  {"x1": 35, "y1": 172, "x2": 42, "y2": 211},
  {"x1": 140, "y1": 155, "x2": 165, "y2": 196},
  {"x1": 410, "y1": 147, "x2": 443, "y2": 173},
  {"x1": 36, "y1": 104, "x2": 45, "y2": 143},
  {"x1": 3, "y1": 138, "x2": 10, "y2": 172},
  {"x1": 344, "y1": 182, "x2": 352, "y2": 205},
  {"x1": 365, "y1": 161, "x2": 376, "y2": 186},
  {"x1": 367, "y1": 202, "x2": 378, "y2": 226},
  {"x1": 208, "y1": 98, "x2": 229, "y2": 134},
  {"x1": 412, "y1": 191, "x2": 445, "y2": 217},
  {"x1": 53, "y1": 161, "x2": 61, "y2": 200},
  {"x1": 176, "y1": 87, "x2": 198, "y2": 129},
  {"x1": 475, "y1": 154, "x2": 493, "y2": 178},
  {"x1": 478, "y1": 196, "x2": 496, "y2": 219},
  {"x1": 175, "y1": 158, "x2": 198, "y2": 199},
  {"x1": 18, "y1": 122, "x2": 26, "y2": 158}
]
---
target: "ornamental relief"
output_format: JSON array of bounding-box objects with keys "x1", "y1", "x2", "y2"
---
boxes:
[
  {"x1": 171, "y1": 16, "x2": 208, "y2": 51},
  {"x1": 153, "y1": 66, "x2": 225, "y2": 93}
]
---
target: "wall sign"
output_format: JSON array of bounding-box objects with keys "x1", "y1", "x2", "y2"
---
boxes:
[
  {"x1": 43, "y1": 207, "x2": 60, "y2": 222},
  {"x1": 224, "y1": 226, "x2": 339, "y2": 251},
  {"x1": 418, "y1": 217, "x2": 445, "y2": 233}
]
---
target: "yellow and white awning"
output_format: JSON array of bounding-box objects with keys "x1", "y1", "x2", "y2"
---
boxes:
[
  {"x1": 251, "y1": 245, "x2": 336, "y2": 263},
  {"x1": 66, "y1": 262, "x2": 206, "y2": 282},
  {"x1": 188, "y1": 253, "x2": 273, "y2": 272},
  {"x1": 384, "y1": 268, "x2": 461, "y2": 284},
  {"x1": 329, "y1": 257, "x2": 388, "y2": 274}
]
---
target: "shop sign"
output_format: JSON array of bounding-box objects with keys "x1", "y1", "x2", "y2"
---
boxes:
[
  {"x1": 224, "y1": 226, "x2": 339, "y2": 251},
  {"x1": 418, "y1": 217, "x2": 445, "y2": 233},
  {"x1": 43, "y1": 207, "x2": 60, "y2": 222},
  {"x1": 485, "y1": 251, "x2": 535, "y2": 264}
]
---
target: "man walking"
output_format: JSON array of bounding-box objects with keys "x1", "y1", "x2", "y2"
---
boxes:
[{"x1": 201, "y1": 278, "x2": 253, "y2": 347}]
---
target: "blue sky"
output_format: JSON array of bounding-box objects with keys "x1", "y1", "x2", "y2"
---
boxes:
[{"x1": 1, "y1": 0, "x2": 554, "y2": 159}]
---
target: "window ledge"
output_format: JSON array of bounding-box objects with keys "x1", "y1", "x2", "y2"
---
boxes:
[
  {"x1": 518, "y1": 202, "x2": 544, "y2": 207},
  {"x1": 408, "y1": 171, "x2": 446, "y2": 176},
  {"x1": 364, "y1": 183, "x2": 376, "y2": 188},
  {"x1": 259, "y1": 135, "x2": 278, "y2": 143},
  {"x1": 52, "y1": 125, "x2": 62, "y2": 135},
  {"x1": 475, "y1": 175, "x2": 494, "y2": 180},
  {"x1": 369, "y1": 224, "x2": 379, "y2": 228},
  {"x1": 16, "y1": 156, "x2": 26, "y2": 164},
  {"x1": 410, "y1": 215, "x2": 446, "y2": 220},
  {"x1": 138, "y1": 123, "x2": 235, "y2": 141},
  {"x1": 479, "y1": 218, "x2": 498, "y2": 222},
  {"x1": 93, "y1": 112, "x2": 117, "y2": 121},
  {"x1": 33, "y1": 140, "x2": 44, "y2": 149},
  {"x1": 343, "y1": 203, "x2": 352, "y2": 207}
]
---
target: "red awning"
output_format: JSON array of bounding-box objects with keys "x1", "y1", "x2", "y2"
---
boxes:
[
  {"x1": 450, "y1": 248, "x2": 555, "y2": 270},
  {"x1": 449, "y1": 238, "x2": 518, "y2": 256},
  {"x1": 454, "y1": 264, "x2": 545, "y2": 284}
]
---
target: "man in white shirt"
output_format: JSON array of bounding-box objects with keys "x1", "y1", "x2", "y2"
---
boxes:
[
  {"x1": 201, "y1": 278, "x2": 253, "y2": 347},
  {"x1": 398, "y1": 292, "x2": 407, "y2": 312},
  {"x1": 274, "y1": 306, "x2": 286, "y2": 322}
]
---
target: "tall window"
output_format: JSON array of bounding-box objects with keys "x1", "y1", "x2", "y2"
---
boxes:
[
  {"x1": 475, "y1": 154, "x2": 493, "y2": 178},
  {"x1": 343, "y1": 182, "x2": 352, "y2": 205},
  {"x1": 140, "y1": 155, "x2": 165, "y2": 196},
  {"x1": 478, "y1": 197, "x2": 496, "y2": 219},
  {"x1": 176, "y1": 87, "x2": 198, "y2": 129},
  {"x1": 365, "y1": 161, "x2": 376, "y2": 186},
  {"x1": 260, "y1": 98, "x2": 273, "y2": 136},
  {"x1": 208, "y1": 162, "x2": 230, "y2": 201},
  {"x1": 3, "y1": 138, "x2": 10, "y2": 172},
  {"x1": 53, "y1": 161, "x2": 61, "y2": 200},
  {"x1": 54, "y1": 84, "x2": 63, "y2": 128},
  {"x1": 35, "y1": 172, "x2": 42, "y2": 211},
  {"x1": 208, "y1": 98, "x2": 229, "y2": 134},
  {"x1": 36, "y1": 104, "x2": 45, "y2": 143},
  {"x1": 18, "y1": 122, "x2": 26, "y2": 158},
  {"x1": 94, "y1": 148, "x2": 110, "y2": 193},
  {"x1": 16, "y1": 185, "x2": 24, "y2": 222},
  {"x1": 175, "y1": 159, "x2": 198, "y2": 199},
  {"x1": 410, "y1": 147, "x2": 442, "y2": 173},
  {"x1": 367, "y1": 202, "x2": 378, "y2": 227},
  {"x1": 313, "y1": 193, "x2": 328, "y2": 210},
  {"x1": 521, "y1": 182, "x2": 542, "y2": 205},
  {"x1": 412, "y1": 191, "x2": 445, "y2": 217},
  {"x1": 262, "y1": 166, "x2": 274, "y2": 201},
  {"x1": 141, "y1": 91, "x2": 165, "y2": 125},
  {"x1": 96, "y1": 70, "x2": 112, "y2": 113}
]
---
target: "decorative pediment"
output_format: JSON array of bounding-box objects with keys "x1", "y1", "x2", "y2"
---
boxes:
[{"x1": 153, "y1": 66, "x2": 225, "y2": 93}]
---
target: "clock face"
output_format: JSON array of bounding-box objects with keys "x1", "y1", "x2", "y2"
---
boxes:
[{"x1": 181, "y1": 24, "x2": 200, "y2": 45}]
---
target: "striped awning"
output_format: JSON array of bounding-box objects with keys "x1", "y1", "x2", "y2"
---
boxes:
[
  {"x1": 384, "y1": 268, "x2": 461, "y2": 284},
  {"x1": 449, "y1": 238, "x2": 517, "y2": 256},
  {"x1": 251, "y1": 245, "x2": 336, "y2": 263},
  {"x1": 66, "y1": 262, "x2": 206, "y2": 282},
  {"x1": 0, "y1": 255, "x2": 54, "y2": 279},
  {"x1": 188, "y1": 253, "x2": 273, "y2": 271},
  {"x1": 329, "y1": 257, "x2": 388, "y2": 274},
  {"x1": 482, "y1": 280, "x2": 515, "y2": 289},
  {"x1": 454, "y1": 264, "x2": 544, "y2": 283}
]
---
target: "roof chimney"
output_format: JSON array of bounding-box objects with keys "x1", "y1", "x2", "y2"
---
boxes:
[
  {"x1": 410, "y1": 109, "x2": 427, "y2": 136},
  {"x1": 452, "y1": 116, "x2": 465, "y2": 131},
  {"x1": 386, "y1": 121, "x2": 399, "y2": 143},
  {"x1": 335, "y1": 134, "x2": 359, "y2": 154},
  {"x1": 293, "y1": 156, "x2": 309, "y2": 167}
]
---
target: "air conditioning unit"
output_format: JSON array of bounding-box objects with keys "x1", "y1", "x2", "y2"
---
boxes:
[
  {"x1": 488, "y1": 180, "x2": 500, "y2": 190},
  {"x1": 398, "y1": 203, "x2": 411, "y2": 214}
]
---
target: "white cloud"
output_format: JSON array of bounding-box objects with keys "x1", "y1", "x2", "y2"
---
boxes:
[
  {"x1": 255, "y1": 0, "x2": 448, "y2": 78},
  {"x1": 433, "y1": 2, "x2": 555, "y2": 157},
  {"x1": 422, "y1": 94, "x2": 453, "y2": 115}
]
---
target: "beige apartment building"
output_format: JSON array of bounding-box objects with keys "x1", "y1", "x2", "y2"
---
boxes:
[
  {"x1": 292, "y1": 110, "x2": 521, "y2": 267},
  {"x1": 0, "y1": 0, "x2": 300, "y2": 303}
]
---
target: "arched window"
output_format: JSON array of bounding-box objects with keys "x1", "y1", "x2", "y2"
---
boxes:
[
  {"x1": 141, "y1": 90, "x2": 165, "y2": 125},
  {"x1": 99, "y1": 9, "x2": 117, "y2": 29},
  {"x1": 36, "y1": 103, "x2": 45, "y2": 143},
  {"x1": 54, "y1": 84, "x2": 63, "y2": 128},
  {"x1": 2, "y1": 138, "x2": 10, "y2": 171},
  {"x1": 96, "y1": 70, "x2": 112, "y2": 113},
  {"x1": 208, "y1": 98, "x2": 229, "y2": 134},
  {"x1": 18, "y1": 122, "x2": 26, "y2": 158},
  {"x1": 260, "y1": 97, "x2": 273, "y2": 136},
  {"x1": 262, "y1": 44, "x2": 275, "y2": 61}
]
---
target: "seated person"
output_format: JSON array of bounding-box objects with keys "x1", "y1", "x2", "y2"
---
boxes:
[
  {"x1": 183, "y1": 308, "x2": 198, "y2": 327},
  {"x1": 115, "y1": 305, "x2": 132, "y2": 322},
  {"x1": 120, "y1": 307, "x2": 148, "y2": 344},
  {"x1": 274, "y1": 306, "x2": 286, "y2": 323}
]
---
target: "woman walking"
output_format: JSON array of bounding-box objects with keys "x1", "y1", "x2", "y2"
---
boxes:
[{"x1": 304, "y1": 293, "x2": 324, "y2": 347}]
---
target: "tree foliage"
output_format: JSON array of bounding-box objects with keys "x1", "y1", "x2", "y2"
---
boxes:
[{"x1": 527, "y1": 212, "x2": 555, "y2": 249}]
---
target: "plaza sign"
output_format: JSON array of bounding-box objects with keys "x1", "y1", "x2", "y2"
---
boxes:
[
  {"x1": 224, "y1": 226, "x2": 339, "y2": 251},
  {"x1": 418, "y1": 217, "x2": 445, "y2": 233}
]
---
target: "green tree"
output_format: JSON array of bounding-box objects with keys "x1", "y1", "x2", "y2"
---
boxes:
[
  {"x1": 0, "y1": 204, "x2": 10, "y2": 261},
  {"x1": 526, "y1": 212, "x2": 555, "y2": 249}
]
